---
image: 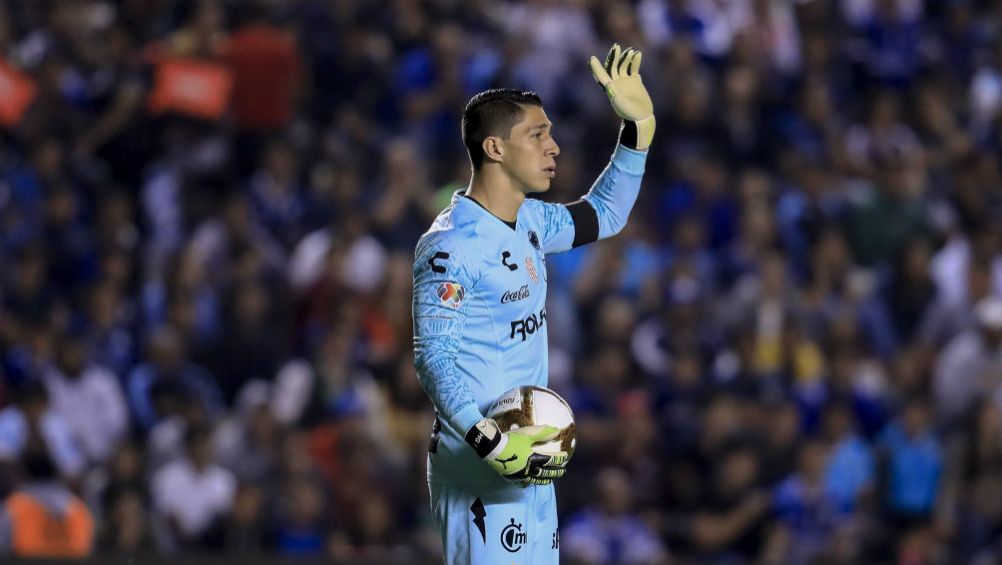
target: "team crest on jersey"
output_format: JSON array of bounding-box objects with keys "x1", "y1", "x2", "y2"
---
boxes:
[
  {"x1": 528, "y1": 230, "x2": 541, "y2": 250},
  {"x1": 437, "y1": 282, "x2": 466, "y2": 308},
  {"x1": 525, "y1": 257, "x2": 539, "y2": 283}
]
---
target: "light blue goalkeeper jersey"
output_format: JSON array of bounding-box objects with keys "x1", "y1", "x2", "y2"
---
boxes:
[{"x1": 413, "y1": 144, "x2": 647, "y2": 488}]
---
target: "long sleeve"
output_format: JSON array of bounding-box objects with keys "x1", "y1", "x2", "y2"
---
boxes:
[
  {"x1": 412, "y1": 232, "x2": 484, "y2": 435},
  {"x1": 526, "y1": 144, "x2": 648, "y2": 254},
  {"x1": 581, "y1": 144, "x2": 647, "y2": 240}
]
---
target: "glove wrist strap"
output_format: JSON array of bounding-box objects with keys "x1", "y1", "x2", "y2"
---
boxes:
[
  {"x1": 465, "y1": 419, "x2": 503, "y2": 459},
  {"x1": 621, "y1": 116, "x2": 655, "y2": 151},
  {"x1": 619, "y1": 120, "x2": 639, "y2": 149}
]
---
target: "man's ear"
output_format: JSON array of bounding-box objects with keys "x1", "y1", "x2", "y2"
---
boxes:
[{"x1": 482, "y1": 136, "x2": 504, "y2": 164}]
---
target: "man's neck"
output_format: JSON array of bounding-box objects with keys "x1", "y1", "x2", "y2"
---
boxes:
[{"x1": 466, "y1": 168, "x2": 526, "y2": 223}]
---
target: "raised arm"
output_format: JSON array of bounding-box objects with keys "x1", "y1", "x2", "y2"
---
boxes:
[{"x1": 528, "y1": 43, "x2": 654, "y2": 254}]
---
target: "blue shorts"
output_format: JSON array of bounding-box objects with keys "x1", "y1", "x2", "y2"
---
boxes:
[{"x1": 429, "y1": 480, "x2": 560, "y2": 565}]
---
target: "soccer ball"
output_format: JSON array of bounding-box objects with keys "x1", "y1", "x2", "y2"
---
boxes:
[{"x1": 486, "y1": 385, "x2": 576, "y2": 461}]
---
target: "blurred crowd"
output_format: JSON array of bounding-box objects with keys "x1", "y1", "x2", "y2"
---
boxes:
[{"x1": 3, "y1": 0, "x2": 1002, "y2": 563}]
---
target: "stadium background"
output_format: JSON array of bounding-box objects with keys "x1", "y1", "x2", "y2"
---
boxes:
[{"x1": 2, "y1": 0, "x2": 1002, "y2": 563}]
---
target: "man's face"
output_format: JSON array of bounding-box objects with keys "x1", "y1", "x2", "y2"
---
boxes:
[{"x1": 499, "y1": 105, "x2": 560, "y2": 193}]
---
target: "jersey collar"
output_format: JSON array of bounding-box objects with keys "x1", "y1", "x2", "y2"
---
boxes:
[{"x1": 453, "y1": 189, "x2": 518, "y2": 231}]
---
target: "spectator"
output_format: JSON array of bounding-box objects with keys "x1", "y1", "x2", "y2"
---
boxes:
[
  {"x1": 877, "y1": 396, "x2": 943, "y2": 535},
  {"x1": 0, "y1": 381, "x2": 84, "y2": 480},
  {"x1": 918, "y1": 254, "x2": 992, "y2": 349},
  {"x1": 946, "y1": 399, "x2": 1002, "y2": 561},
  {"x1": 0, "y1": 433, "x2": 94, "y2": 557},
  {"x1": 759, "y1": 401, "x2": 804, "y2": 487},
  {"x1": 849, "y1": 0, "x2": 925, "y2": 86},
  {"x1": 328, "y1": 489, "x2": 403, "y2": 561},
  {"x1": 934, "y1": 296, "x2": 1002, "y2": 427},
  {"x1": 205, "y1": 281, "x2": 286, "y2": 402},
  {"x1": 186, "y1": 191, "x2": 287, "y2": 284},
  {"x1": 563, "y1": 466, "x2": 670, "y2": 565},
  {"x1": 127, "y1": 325, "x2": 224, "y2": 431},
  {"x1": 768, "y1": 440, "x2": 855, "y2": 565},
  {"x1": 246, "y1": 139, "x2": 307, "y2": 250},
  {"x1": 93, "y1": 442, "x2": 148, "y2": 543},
  {"x1": 883, "y1": 237, "x2": 937, "y2": 346},
  {"x1": 151, "y1": 424, "x2": 236, "y2": 552},
  {"x1": 101, "y1": 487, "x2": 154, "y2": 553},
  {"x1": 2, "y1": 247, "x2": 59, "y2": 337},
  {"x1": 369, "y1": 138, "x2": 439, "y2": 251},
  {"x1": 224, "y1": 482, "x2": 268, "y2": 554},
  {"x1": 82, "y1": 280, "x2": 137, "y2": 377},
  {"x1": 272, "y1": 475, "x2": 327, "y2": 556},
  {"x1": 393, "y1": 22, "x2": 484, "y2": 166},
  {"x1": 42, "y1": 329, "x2": 129, "y2": 466},
  {"x1": 820, "y1": 403, "x2": 876, "y2": 514},
  {"x1": 729, "y1": 0, "x2": 802, "y2": 74},
  {"x1": 687, "y1": 443, "x2": 772, "y2": 561},
  {"x1": 846, "y1": 151, "x2": 931, "y2": 267},
  {"x1": 213, "y1": 381, "x2": 281, "y2": 483}
]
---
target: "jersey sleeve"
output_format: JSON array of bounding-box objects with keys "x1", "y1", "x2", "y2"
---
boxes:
[
  {"x1": 412, "y1": 231, "x2": 484, "y2": 435},
  {"x1": 527, "y1": 144, "x2": 648, "y2": 254},
  {"x1": 525, "y1": 198, "x2": 577, "y2": 254},
  {"x1": 583, "y1": 144, "x2": 647, "y2": 239}
]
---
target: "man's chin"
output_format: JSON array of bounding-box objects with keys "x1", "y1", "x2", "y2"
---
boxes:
[{"x1": 527, "y1": 181, "x2": 552, "y2": 194}]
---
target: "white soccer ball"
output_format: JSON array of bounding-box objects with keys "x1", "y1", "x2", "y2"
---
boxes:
[{"x1": 486, "y1": 385, "x2": 576, "y2": 461}]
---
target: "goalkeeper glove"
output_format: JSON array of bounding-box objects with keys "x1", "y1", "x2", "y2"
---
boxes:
[
  {"x1": 589, "y1": 43, "x2": 656, "y2": 151},
  {"x1": 465, "y1": 419, "x2": 569, "y2": 487}
]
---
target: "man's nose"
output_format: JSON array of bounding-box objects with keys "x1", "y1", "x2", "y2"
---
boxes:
[{"x1": 547, "y1": 139, "x2": 560, "y2": 157}]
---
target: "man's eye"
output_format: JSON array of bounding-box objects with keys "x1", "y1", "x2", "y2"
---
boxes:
[{"x1": 534, "y1": 133, "x2": 543, "y2": 139}]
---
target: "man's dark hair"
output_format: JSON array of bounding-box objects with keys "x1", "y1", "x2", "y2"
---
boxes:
[{"x1": 462, "y1": 89, "x2": 543, "y2": 169}]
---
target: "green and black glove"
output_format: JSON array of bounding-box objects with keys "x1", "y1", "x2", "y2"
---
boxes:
[{"x1": 466, "y1": 418, "x2": 568, "y2": 487}]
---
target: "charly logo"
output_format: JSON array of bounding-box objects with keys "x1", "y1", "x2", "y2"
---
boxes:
[
  {"x1": 501, "y1": 284, "x2": 530, "y2": 304},
  {"x1": 502, "y1": 251, "x2": 518, "y2": 271},
  {"x1": 428, "y1": 251, "x2": 449, "y2": 274},
  {"x1": 500, "y1": 518, "x2": 526, "y2": 552},
  {"x1": 437, "y1": 282, "x2": 465, "y2": 308}
]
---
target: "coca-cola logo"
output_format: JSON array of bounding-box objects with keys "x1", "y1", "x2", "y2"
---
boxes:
[{"x1": 501, "y1": 284, "x2": 531, "y2": 304}]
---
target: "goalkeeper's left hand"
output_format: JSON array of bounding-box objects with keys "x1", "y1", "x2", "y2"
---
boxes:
[
  {"x1": 589, "y1": 43, "x2": 656, "y2": 151},
  {"x1": 465, "y1": 419, "x2": 569, "y2": 487}
]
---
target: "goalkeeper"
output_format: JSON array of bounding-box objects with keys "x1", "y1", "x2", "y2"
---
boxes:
[{"x1": 412, "y1": 44, "x2": 654, "y2": 565}]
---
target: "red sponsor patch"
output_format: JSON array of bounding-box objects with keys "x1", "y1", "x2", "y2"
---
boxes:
[{"x1": 437, "y1": 282, "x2": 466, "y2": 308}]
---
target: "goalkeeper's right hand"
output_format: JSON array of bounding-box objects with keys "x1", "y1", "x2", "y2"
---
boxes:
[{"x1": 465, "y1": 418, "x2": 568, "y2": 487}]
